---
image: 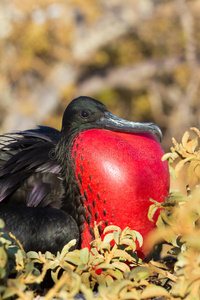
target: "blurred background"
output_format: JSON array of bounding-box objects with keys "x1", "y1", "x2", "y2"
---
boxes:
[{"x1": 0, "y1": 0, "x2": 200, "y2": 151}]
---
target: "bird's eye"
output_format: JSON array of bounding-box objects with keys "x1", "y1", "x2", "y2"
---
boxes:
[{"x1": 80, "y1": 110, "x2": 90, "y2": 118}]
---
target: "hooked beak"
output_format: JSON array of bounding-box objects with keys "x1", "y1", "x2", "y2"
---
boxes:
[{"x1": 97, "y1": 112, "x2": 162, "y2": 142}]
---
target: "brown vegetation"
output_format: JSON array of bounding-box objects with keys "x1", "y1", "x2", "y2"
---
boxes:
[{"x1": 0, "y1": 0, "x2": 200, "y2": 151}]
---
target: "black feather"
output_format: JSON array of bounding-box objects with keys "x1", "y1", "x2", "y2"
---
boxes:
[
  {"x1": 0, "y1": 126, "x2": 64, "y2": 208},
  {"x1": 0, "y1": 204, "x2": 79, "y2": 253}
]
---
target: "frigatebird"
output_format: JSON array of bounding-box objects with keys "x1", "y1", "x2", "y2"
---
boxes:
[{"x1": 0, "y1": 96, "x2": 169, "y2": 256}]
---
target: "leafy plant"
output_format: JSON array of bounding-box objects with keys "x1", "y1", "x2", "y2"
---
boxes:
[{"x1": 1, "y1": 128, "x2": 200, "y2": 299}]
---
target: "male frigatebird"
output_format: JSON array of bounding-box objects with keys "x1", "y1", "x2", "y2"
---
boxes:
[{"x1": 0, "y1": 96, "x2": 169, "y2": 257}]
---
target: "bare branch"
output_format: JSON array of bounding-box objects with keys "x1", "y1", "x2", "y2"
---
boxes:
[
  {"x1": 175, "y1": 0, "x2": 197, "y2": 66},
  {"x1": 76, "y1": 57, "x2": 185, "y2": 96}
]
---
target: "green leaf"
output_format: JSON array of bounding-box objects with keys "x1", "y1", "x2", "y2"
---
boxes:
[
  {"x1": 15, "y1": 249, "x2": 25, "y2": 268},
  {"x1": 113, "y1": 250, "x2": 133, "y2": 261},
  {"x1": 162, "y1": 152, "x2": 178, "y2": 161},
  {"x1": 103, "y1": 225, "x2": 121, "y2": 234},
  {"x1": 105, "y1": 274, "x2": 114, "y2": 286},
  {"x1": 97, "y1": 242, "x2": 111, "y2": 250},
  {"x1": 103, "y1": 233, "x2": 114, "y2": 243},
  {"x1": 112, "y1": 261, "x2": 130, "y2": 273},
  {"x1": 80, "y1": 247, "x2": 89, "y2": 264},
  {"x1": 92, "y1": 257, "x2": 104, "y2": 266},
  {"x1": 120, "y1": 238, "x2": 136, "y2": 251},
  {"x1": 65, "y1": 255, "x2": 82, "y2": 266},
  {"x1": 0, "y1": 219, "x2": 5, "y2": 229},
  {"x1": 124, "y1": 229, "x2": 137, "y2": 240},
  {"x1": 91, "y1": 248, "x2": 99, "y2": 256},
  {"x1": 45, "y1": 251, "x2": 55, "y2": 260},
  {"x1": 96, "y1": 263, "x2": 114, "y2": 270},
  {"x1": 108, "y1": 279, "x2": 134, "y2": 294},
  {"x1": 131, "y1": 230, "x2": 143, "y2": 247},
  {"x1": 148, "y1": 203, "x2": 160, "y2": 222},
  {"x1": 0, "y1": 247, "x2": 7, "y2": 268},
  {"x1": 48, "y1": 260, "x2": 60, "y2": 270},
  {"x1": 81, "y1": 272, "x2": 90, "y2": 288},
  {"x1": 175, "y1": 155, "x2": 197, "y2": 177},
  {"x1": 27, "y1": 251, "x2": 40, "y2": 259},
  {"x1": 129, "y1": 266, "x2": 152, "y2": 281},
  {"x1": 59, "y1": 239, "x2": 77, "y2": 260},
  {"x1": 119, "y1": 291, "x2": 139, "y2": 300},
  {"x1": 96, "y1": 274, "x2": 107, "y2": 286},
  {"x1": 106, "y1": 269, "x2": 123, "y2": 280},
  {"x1": 76, "y1": 263, "x2": 88, "y2": 272},
  {"x1": 0, "y1": 286, "x2": 5, "y2": 293},
  {"x1": 0, "y1": 266, "x2": 6, "y2": 278},
  {"x1": 51, "y1": 266, "x2": 62, "y2": 283},
  {"x1": 150, "y1": 260, "x2": 169, "y2": 270},
  {"x1": 141, "y1": 285, "x2": 170, "y2": 298},
  {"x1": 2, "y1": 288, "x2": 17, "y2": 299},
  {"x1": 24, "y1": 261, "x2": 35, "y2": 276}
]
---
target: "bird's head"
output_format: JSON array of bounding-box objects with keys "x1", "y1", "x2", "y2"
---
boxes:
[{"x1": 61, "y1": 96, "x2": 162, "y2": 141}]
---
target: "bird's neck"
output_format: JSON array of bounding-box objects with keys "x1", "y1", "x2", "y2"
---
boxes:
[{"x1": 56, "y1": 129, "x2": 86, "y2": 238}]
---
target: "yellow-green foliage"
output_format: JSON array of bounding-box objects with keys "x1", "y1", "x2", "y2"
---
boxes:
[
  {"x1": 0, "y1": 222, "x2": 172, "y2": 299},
  {"x1": 162, "y1": 127, "x2": 200, "y2": 180},
  {"x1": 1, "y1": 128, "x2": 200, "y2": 299}
]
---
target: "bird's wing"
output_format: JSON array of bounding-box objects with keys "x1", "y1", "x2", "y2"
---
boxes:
[
  {"x1": 0, "y1": 126, "x2": 64, "y2": 208},
  {"x1": 0, "y1": 204, "x2": 79, "y2": 253}
]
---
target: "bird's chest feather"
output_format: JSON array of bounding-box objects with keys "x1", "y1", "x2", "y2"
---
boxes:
[{"x1": 71, "y1": 129, "x2": 169, "y2": 254}]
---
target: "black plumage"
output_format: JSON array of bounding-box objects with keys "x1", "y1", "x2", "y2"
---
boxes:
[
  {"x1": 0, "y1": 204, "x2": 79, "y2": 253},
  {"x1": 0, "y1": 126, "x2": 63, "y2": 208},
  {"x1": 0, "y1": 126, "x2": 80, "y2": 253}
]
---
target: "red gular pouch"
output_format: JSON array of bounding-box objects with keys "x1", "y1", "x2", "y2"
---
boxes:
[{"x1": 72, "y1": 129, "x2": 170, "y2": 258}]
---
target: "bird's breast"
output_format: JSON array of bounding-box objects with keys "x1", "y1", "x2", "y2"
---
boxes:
[{"x1": 71, "y1": 129, "x2": 169, "y2": 256}]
